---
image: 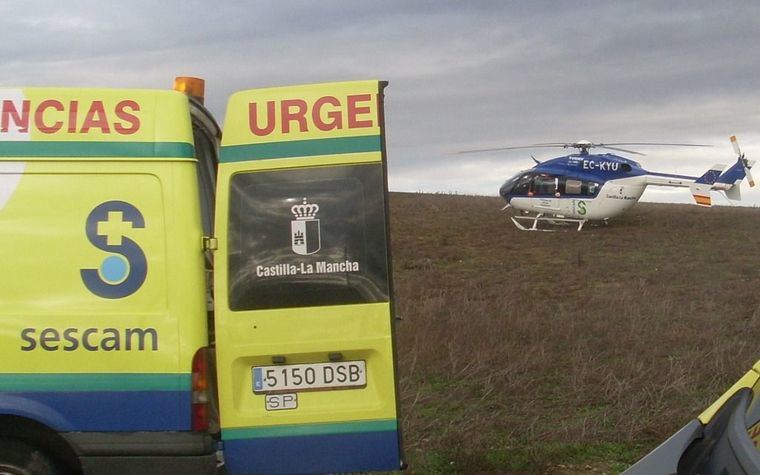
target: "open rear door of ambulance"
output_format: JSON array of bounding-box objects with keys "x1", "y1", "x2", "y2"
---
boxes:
[{"x1": 214, "y1": 81, "x2": 402, "y2": 474}]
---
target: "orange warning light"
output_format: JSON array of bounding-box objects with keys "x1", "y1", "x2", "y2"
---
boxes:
[{"x1": 173, "y1": 76, "x2": 205, "y2": 104}]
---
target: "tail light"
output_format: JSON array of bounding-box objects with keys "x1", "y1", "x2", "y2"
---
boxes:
[{"x1": 192, "y1": 347, "x2": 213, "y2": 432}]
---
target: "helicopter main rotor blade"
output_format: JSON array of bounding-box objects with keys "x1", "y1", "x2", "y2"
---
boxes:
[
  {"x1": 456, "y1": 141, "x2": 712, "y2": 155},
  {"x1": 596, "y1": 145, "x2": 646, "y2": 156},
  {"x1": 455, "y1": 144, "x2": 568, "y2": 154},
  {"x1": 596, "y1": 142, "x2": 712, "y2": 156},
  {"x1": 600, "y1": 142, "x2": 713, "y2": 148}
]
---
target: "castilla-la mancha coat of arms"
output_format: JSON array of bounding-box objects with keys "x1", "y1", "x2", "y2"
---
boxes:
[{"x1": 291, "y1": 198, "x2": 321, "y2": 255}]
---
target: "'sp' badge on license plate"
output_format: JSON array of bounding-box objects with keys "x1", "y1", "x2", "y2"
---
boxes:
[
  {"x1": 265, "y1": 393, "x2": 298, "y2": 411},
  {"x1": 253, "y1": 360, "x2": 366, "y2": 393}
]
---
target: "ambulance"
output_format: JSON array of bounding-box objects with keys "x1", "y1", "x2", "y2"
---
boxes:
[{"x1": 0, "y1": 78, "x2": 403, "y2": 474}]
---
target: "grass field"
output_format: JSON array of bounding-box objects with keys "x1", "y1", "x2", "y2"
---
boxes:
[{"x1": 389, "y1": 192, "x2": 760, "y2": 474}]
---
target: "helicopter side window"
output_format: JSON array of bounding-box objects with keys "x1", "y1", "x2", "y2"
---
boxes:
[
  {"x1": 532, "y1": 174, "x2": 557, "y2": 195},
  {"x1": 565, "y1": 179, "x2": 582, "y2": 195},
  {"x1": 582, "y1": 181, "x2": 600, "y2": 196},
  {"x1": 621, "y1": 163, "x2": 632, "y2": 172}
]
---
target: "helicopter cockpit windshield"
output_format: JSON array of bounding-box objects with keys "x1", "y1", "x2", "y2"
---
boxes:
[
  {"x1": 500, "y1": 172, "x2": 600, "y2": 201},
  {"x1": 499, "y1": 172, "x2": 531, "y2": 197}
]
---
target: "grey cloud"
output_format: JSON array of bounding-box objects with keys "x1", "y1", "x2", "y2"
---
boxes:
[{"x1": 2, "y1": 1, "x2": 759, "y2": 200}]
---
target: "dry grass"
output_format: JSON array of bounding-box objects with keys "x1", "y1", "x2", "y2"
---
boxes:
[{"x1": 389, "y1": 192, "x2": 760, "y2": 474}]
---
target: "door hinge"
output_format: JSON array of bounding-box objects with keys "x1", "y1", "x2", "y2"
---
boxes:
[{"x1": 203, "y1": 236, "x2": 218, "y2": 251}]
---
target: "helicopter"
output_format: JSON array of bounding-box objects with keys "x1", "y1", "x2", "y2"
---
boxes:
[{"x1": 460, "y1": 137, "x2": 754, "y2": 231}]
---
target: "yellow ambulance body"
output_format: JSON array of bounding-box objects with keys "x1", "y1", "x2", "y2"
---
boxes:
[{"x1": 0, "y1": 80, "x2": 402, "y2": 474}]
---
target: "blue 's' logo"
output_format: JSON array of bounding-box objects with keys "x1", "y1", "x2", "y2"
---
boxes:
[{"x1": 81, "y1": 201, "x2": 147, "y2": 299}]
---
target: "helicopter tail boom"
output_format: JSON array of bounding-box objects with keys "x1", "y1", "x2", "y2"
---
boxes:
[{"x1": 644, "y1": 164, "x2": 724, "y2": 186}]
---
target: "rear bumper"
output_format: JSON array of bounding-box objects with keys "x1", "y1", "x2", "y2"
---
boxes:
[{"x1": 63, "y1": 431, "x2": 219, "y2": 475}]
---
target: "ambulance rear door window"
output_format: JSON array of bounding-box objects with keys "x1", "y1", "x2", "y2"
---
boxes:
[{"x1": 227, "y1": 163, "x2": 390, "y2": 311}]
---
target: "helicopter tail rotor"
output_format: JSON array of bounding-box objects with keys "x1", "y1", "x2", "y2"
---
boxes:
[
  {"x1": 714, "y1": 136, "x2": 754, "y2": 200},
  {"x1": 730, "y1": 135, "x2": 755, "y2": 187}
]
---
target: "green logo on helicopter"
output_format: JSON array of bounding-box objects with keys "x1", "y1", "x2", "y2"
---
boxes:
[{"x1": 577, "y1": 201, "x2": 587, "y2": 216}]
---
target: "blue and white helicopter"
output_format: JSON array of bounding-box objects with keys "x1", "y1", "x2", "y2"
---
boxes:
[{"x1": 464, "y1": 137, "x2": 754, "y2": 231}]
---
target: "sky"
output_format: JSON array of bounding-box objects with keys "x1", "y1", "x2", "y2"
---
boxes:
[{"x1": 3, "y1": 1, "x2": 760, "y2": 205}]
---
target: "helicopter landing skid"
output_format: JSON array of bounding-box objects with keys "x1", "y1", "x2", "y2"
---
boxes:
[{"x1": 510, "y1": 213, "x2": 587, "y2": 231}]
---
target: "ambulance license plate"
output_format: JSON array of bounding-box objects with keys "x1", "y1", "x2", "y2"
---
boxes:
[{"x1": 252, "y1": 360, "x2": 366, "y2": 393}]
